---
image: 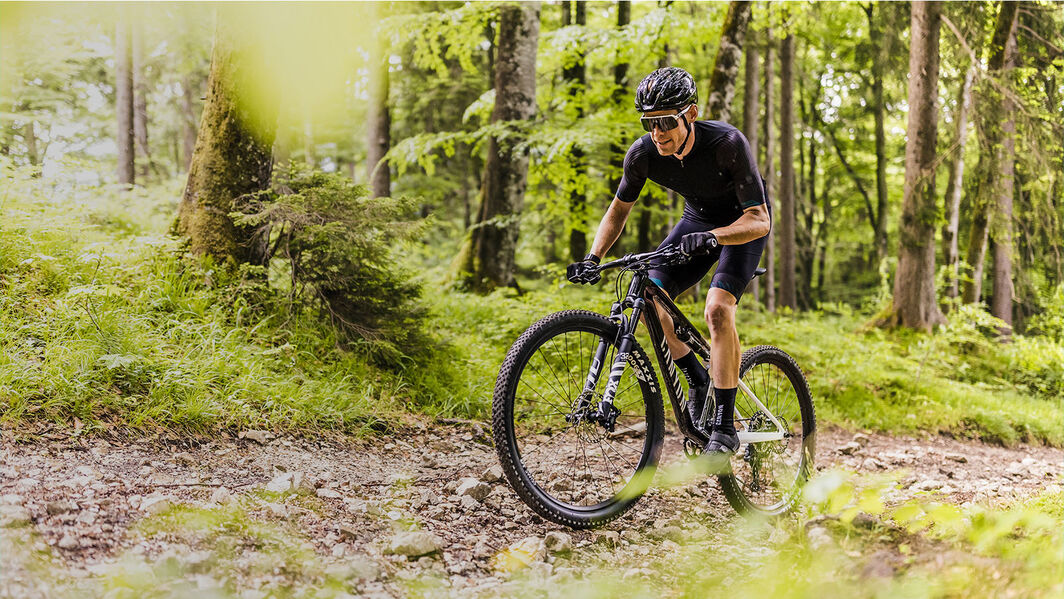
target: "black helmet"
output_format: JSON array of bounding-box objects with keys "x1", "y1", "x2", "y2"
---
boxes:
[{"x1": 634, "y1": 67, "x2": 698, "y2": 112}]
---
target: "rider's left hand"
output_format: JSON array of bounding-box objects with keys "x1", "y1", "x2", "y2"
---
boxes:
[{"x1": 679, "y1": 231, "x2": 719, "y2": 256}]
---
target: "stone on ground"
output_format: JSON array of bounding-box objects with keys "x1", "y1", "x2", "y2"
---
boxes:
[{"x1": 385, "y1": 531, "x2": 444, "y2": 557}]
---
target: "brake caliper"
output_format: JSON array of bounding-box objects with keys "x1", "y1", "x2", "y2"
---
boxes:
[{"x1": 592, "y1": 402, "x2": 621, "y2": 432}]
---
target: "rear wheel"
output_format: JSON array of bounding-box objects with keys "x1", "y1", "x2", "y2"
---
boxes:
[
  {"x1": 719, "y1": 345, "x2": 815, "y2": 516},
  {"x1": 492, "y1": 310, "x2": 665, "y2": 529}
]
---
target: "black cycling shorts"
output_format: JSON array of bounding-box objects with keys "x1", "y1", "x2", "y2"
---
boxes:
[{"x1": 649, "y1": 212, "x2": 767, "y2": 303}]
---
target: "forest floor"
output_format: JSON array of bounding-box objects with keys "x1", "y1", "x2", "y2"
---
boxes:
[{"x1": 0, "y1": 419, "x2": 1060, "y2": 598}]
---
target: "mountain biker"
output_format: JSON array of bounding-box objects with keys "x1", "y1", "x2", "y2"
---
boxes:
[{"x1": 567, "y1": 66, "x2": 771, "y2": 470}]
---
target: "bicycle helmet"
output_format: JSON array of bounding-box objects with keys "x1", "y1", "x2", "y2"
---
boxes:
[{"x1": 634, "y1": 67, "x2": 698, "y2": 112}]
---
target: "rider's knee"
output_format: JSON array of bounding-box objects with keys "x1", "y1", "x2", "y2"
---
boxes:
[{"x1": 705, "y1": 300, "x2": 735, "y2": 332}]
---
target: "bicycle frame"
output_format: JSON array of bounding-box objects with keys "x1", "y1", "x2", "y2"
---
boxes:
[{"x1": 576, "y1": 252, "x2": 787, "y2": 448}]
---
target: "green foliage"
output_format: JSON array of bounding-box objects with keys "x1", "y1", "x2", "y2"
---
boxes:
[
  {"x1": 1026, "y1": 283, "x2": 1064, "y2": 341},
  {"x1": 731, "y1": 304, "x2": 1063, "y2": 446},
  {"x1": 0, "y1": 159, "x2": 461, "y2": 434},
  {"x1": 482, "y1": 468, "x2": 1063, "y2": 599},
  {"x1": 233, "y1": 164, "x2": 428, "y2": 362}
]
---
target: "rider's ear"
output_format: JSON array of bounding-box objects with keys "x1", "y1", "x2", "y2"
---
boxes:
[{"x1": 688, "y1": 104, "x2": 699, "y2": 121}]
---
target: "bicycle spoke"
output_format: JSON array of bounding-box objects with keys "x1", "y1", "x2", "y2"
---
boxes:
[
  {"x1": 729, "y1": 355, "x2": 811, "y2": 513},
  {"x1": 517, "y1": 378, "x2": 570, "y2": 418},
  {"x1": 526, "y1": 360, "x2": 569, "y2": 407},
  {"x1": 501, "y1": 314, "x2": 661, "y2": 522},
  {"x1": 536, "y1": 343, "x2": 570, "y2": 404}
]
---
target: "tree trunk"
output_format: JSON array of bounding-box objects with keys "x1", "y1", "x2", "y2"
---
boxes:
[
  {"x1": 887, "y1": 0, "x2": 945, "y2": 332},
  {"x1": 181, "y1": 74, "x2": 198, "y2": 172},
  {"x1": 116, "y1": 17, "x2": 135, "y2": 186},
  {"x1": 366, "y1": 10, "x2": 391, "y2": 198},
  {"x1": 802, "y1": 99, "x2": 817, "y2": 309},
  {"x1": 564, "y1": 0, "x2": 588, "y2": 262},
  {"x1": 23, "y1": 122, "x2": 40, "y2": 167},
  {"x1": 991, "y1": 41, "x2": 1020, "y2": 333},
  {"x1": 705, "y1": 0, "x2": 751, "y2": 122},
  {"x1": 941, "y1": 64, "x2": 976, "y2": 302},
  {"x1": 608, "y1": 0, "x2": 631, "y2": 199},
  {"x1": 796, "y1": 65, "x2": 819, "y2": 310},
  {"x1": 743, "y1": 29, "x2": 761, "y2": 303},
  {"x1": 962, "y1": 1, "x2": 1019, "y2": 305},
  {"x1": 763, "y1": 28, "x2": 776, "y2": 312},
  {"x1": 778, "y1": 32, "x2": 797, "y2": 310},
  {"x1": 658, "y1": 4, "x2": 678, "y2": 245},
  {"x1": 866, "y1": 3, "x2": 896, "y2": 266},
  {"x1": 612, "y1": 1, "x2": 634, "y2": 250},
  {"x1": 462, "y1": 2, "x2": 540, "y2": 291},
  {"x1": 174, "y1": 15, "x2": 277, "y2": 263},
  {"x1": 132, "y1": 22, "x2": 153, "y2": 180},
  {"x1": 817, "y1": 187, "x2": 831, "y2": 297}
]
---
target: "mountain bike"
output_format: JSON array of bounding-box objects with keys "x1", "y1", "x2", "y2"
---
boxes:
[{"x1": 491, "y1": 245, "x2": 816, "y2": 529}]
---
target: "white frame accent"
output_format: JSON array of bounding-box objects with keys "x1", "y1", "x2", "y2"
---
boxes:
[{"x1": 734, "y1": 378, "x2": 787, "y2": 444}]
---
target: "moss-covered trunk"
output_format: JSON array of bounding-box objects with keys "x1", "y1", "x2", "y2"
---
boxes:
[
  {"x1": 563, "y1": 0, "x2": 588, "y2": 262},
  {"x1": 887, "y1": 0, "x2": 945, "y2": 331},
  {"x1": 704, "y1": 0, "x2": 751, "y2": 122},
  {"x1": 460, "y1": 2, "x2": 540, "y2": 292},
  {"x1": 175, "y1": 15, "x2": 277, "y2": 264}
]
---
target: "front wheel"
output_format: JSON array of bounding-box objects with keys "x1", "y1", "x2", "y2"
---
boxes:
[
  {"x1": 719, "y1": 345, "x2": 816, "y2": 516},
  {"x1": 492, "y1": 310, "x2": 665, "y2": 529}
]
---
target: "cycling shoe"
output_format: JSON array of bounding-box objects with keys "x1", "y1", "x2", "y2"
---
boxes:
[{"x1": 701, "y1": 429, "x2": 739, "y2": 474}]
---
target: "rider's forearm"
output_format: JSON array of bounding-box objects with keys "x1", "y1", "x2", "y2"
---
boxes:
[
  {"x1": 588, "y1": 198, "x2": 634, "y2": 258},
  {"x1": 711, "y1": 204, "x2": 771, "y2": 245}
]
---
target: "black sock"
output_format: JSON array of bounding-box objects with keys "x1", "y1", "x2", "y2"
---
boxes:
[
  {"x1": 713, "y1": 387, "x2": 737, "y2": 434},
  {"x1": 675, "y1": 351, "x2": 709, "y2": 388}
]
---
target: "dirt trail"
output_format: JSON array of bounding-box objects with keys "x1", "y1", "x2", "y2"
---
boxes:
[{"x1": 0, "y1": 421, "x2": 1060, "y2": 597}]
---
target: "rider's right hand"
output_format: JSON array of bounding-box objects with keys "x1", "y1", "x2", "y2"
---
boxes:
[{"x1": 566, "y1": 256, "x2": 601, "y2": 285}]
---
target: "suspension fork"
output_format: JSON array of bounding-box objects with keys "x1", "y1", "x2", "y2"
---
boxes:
[{"x1": 572, "y1": 278, "x2": 646, "y2": 431}]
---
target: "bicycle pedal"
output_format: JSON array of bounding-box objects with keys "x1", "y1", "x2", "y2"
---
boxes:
[{"x1": 682, "y1": 438, "x2": 702, "y2": 459}]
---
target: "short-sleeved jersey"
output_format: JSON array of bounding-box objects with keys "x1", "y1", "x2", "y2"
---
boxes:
[{"x1": 615, "y1": 120, "x2": 767, "y2": 225}]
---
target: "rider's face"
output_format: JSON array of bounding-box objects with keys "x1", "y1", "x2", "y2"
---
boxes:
[{"x1": 643, "y1": 105, "x2": 697, "y2": 156}]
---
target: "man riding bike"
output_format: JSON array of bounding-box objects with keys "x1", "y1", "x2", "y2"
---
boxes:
[{"x1": 567, "y1": 66, "x2": 771, "y2": 469}]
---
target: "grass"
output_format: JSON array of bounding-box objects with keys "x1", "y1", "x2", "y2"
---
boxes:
[
  {"x1": 425, "y1": 270, "x2": 1063, "y2": 447},
  {"x1": 0, "y1": 161, "x2": 439, "y2": 436},
  {"x1": 2, "y1": 158, "x2": 1061, "y2": 447}
]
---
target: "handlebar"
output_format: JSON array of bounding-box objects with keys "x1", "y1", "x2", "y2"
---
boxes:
[{"x1": 595, "y1": 245, "x2": 690, "y2": 274}]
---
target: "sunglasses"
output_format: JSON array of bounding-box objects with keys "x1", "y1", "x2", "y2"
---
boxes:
[{"x1": 640, "y1": 105, "x2": 693, "y2": 132}]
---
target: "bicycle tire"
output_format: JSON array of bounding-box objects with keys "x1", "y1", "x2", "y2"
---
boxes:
[
  {"x1": 719, "y1": 345, "x2": 816, "y2": 516},
  {"x1": 492, "y1": 310, "x2": 665, "y2": 529}
]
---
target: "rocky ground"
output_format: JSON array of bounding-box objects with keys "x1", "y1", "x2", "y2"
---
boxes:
[{"x1": 0, "y1": 420, "x2": 1060, "y2": 598}]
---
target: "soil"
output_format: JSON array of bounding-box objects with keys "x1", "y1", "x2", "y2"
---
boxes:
[{"x1": 0, "y1": 420, "x2": 1060, "y2": 597}]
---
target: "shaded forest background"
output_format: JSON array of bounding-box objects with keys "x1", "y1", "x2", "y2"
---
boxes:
[{"x1": 1, "y1": 1, "x2": 1062, "y2": 439}]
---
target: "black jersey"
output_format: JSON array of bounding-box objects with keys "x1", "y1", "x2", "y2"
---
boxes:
[{"x1": 615, "y1": 120, "x2": 767, "y2": 225}]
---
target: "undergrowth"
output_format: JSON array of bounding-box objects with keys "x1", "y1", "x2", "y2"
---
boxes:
[
  {"x1": 2, "y1": 159, "x2": 1061, "y2": 446},
  {"x1": 427, "y1": 264, "x2": 1064, "y2": 447},
  {"x1": 0, "y1": 160, "x2": 463, "y2": 435}
]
